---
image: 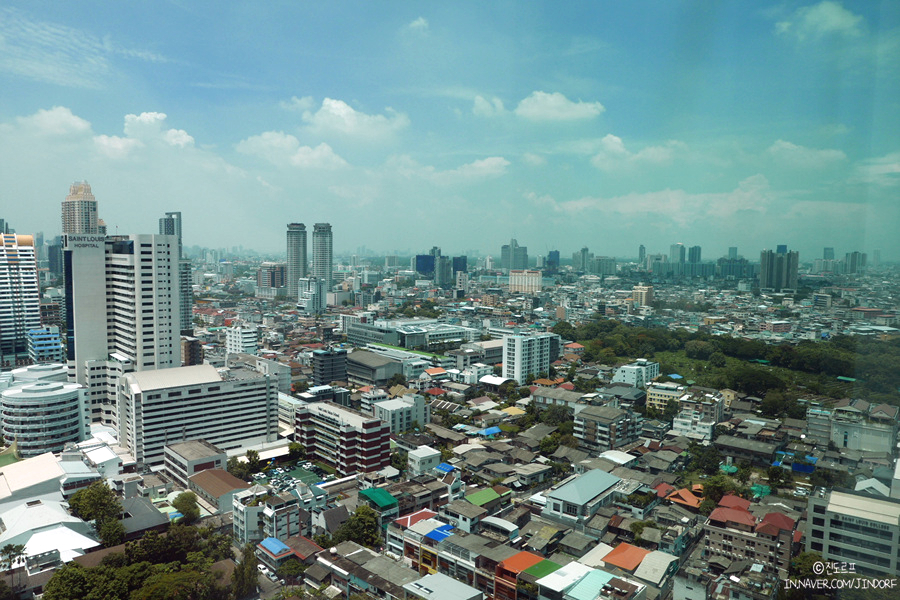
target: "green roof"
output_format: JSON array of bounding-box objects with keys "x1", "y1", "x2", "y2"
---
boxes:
[
  {"x1": 359, "y1": 488, "x2": 398, "y2": 509},
  {"x1": 523, "y1": 560, "x2": 562, "y2": 579},
  {"x1": 465, "y1": 488, "x2": 501, "y2": 507}
]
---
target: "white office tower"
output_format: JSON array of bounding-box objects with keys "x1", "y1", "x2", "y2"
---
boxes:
[
  {"x1": 118, "y1": 364, "x2": 278, "y2": 468},
  {"x1": 226, "y1": 325, "x2": 258, "y2": 355},
  {"x1": 502, "y1": 332, "x2": 558, "y2": 384},
  {"x1": 61, "y1": 181, "x2": 100, "y2": 235},
  {"x1": 311, "y1": 223, "x2": 333, "y2": 292},
  {"x1": 297, "y1": 277, "x2": 326, "y2": 315},
  {"x1": 0, "y1": 234, "x2": 41, "y2": 363},
  {"x1": 64, "y1": 234, "x2": 180, "y2": 424},
  {"x1": 286, "y1": 223, "x2": 308, "y2": 298}
]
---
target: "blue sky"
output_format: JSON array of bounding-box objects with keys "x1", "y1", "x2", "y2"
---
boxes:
[{"x1": 1, "y1": 1, "x2": 898, "y2": 260}]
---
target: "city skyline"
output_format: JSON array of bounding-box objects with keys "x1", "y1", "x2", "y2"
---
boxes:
[{"x1": 0, "y1": 2, "x2": 898, "y2": 258}]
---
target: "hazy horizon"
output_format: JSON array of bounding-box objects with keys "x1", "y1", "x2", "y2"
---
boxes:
[{"x1": 1, "y1": 2, "x2": 897, "y2": 259}]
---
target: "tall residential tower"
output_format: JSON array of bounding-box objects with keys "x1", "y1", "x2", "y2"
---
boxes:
[
  {"x1": 311, "y1": 223, "x2": 333, "y2": 293},
  {"x1": 62, "y1": 181, "x2": 101, "y2": 235},
  {"x1": 0, "y1": 233, "x2": 41, "y2": 364},
  {"x1": 286, "y1": 223, "x2": 308, "y2": 298},
  {"x1": 159, "y1": 211, "x2": 193, "y2": 335}
]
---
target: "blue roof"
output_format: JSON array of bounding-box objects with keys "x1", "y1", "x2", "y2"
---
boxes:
[
  {"x1": 667, "y1": 374, "x2": 683, "y2": 379},
  {"x1": 436, "y1": 463, "x2": 455, "y2": 473},
  {"x1": 480, "y1": 426, "x2": 502, "y2": 436},
  {"x1": 424, "y1": 524, "x2": 455, "y2": 542},
  {"x1": 260, "y1": 537, "x2": 292, "y2": 557}
]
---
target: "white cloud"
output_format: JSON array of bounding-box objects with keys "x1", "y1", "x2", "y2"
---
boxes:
[
  {"x1": 16, "y1": 106, "x2": 92, "y2": 136},
  {"x1": 388, "y1": 155, "x2": 509, "y2": 184},
  {"x1": 123, "y1": 112, "x2": 194, "y2": 147},
  {"x1": 0, "y1": 7, "x2": 166, "y2": 88},
  {"x1": 776, "y1": 1, "x2": 864, "y2": 41},
  {"x1": 514, "y1": 91, "x2": 605, "y2": 121},
  {"x1": 853, "y1": 152, "x2": 900, "y2": 187},
  {"x1": 766, "y1": 139, "x2": 846, "y2": 168},
  {"x1": 280, "y1": 96, "x2": 315, "y2": 112},
  {"x1": 591, "y1": 134, "x2": 686, "y2": 171},
  {"x1": 93, "y1": 135, "x2": 143, "y2": 158},
  {"x1": 236, "y1": 131, "x2": 347, "y2": 169},
  {"x1": 408, "y1": 17, "x2": 429, "y2": 32},
  {"x1": 523, "y1": 153, "x2": 546, "y2": 167},
  {"x1": 473, "y1": 95, "x2": 505, "y2": 117},
  {"x1": 302, "y1": 98, "x2": 410, "y2": 140}
]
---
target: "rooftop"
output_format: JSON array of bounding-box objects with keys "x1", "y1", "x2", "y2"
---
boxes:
[
  {"x1": 125, "y1": 364, "x2": 221, "y2": 391},
  {"x1": 547, "y1": 470, "x2": 621, "y2": 505}
]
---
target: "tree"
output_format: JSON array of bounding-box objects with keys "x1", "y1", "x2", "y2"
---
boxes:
[
  {"x1": 231, "y1": 543, "x2": 258, "y2": 600},
  {"x1": 387, "y1": 372, "x2": 407, "y2": 388},
  {"x1": 245, "y1": 450, "x2": 261, "y2": 473},
  {"x1": 98, "y1": 519, "x2": 126, "y2": 547},
  {"x1": 539, "y1": 435, "x2": 560, "y2": 456},
  {"x1": 332, "y1": 506, "x2": 381, "y2": 549},
  {"x1": 709, "y1": 352, "x2": 727, "y2": 368},
  {"x1": 68, "y1": 482, "x2": 122, "y2": 523},
  {"x1": 227, "y1": 456, "x2": 251, "y2": 481},
  {"x1": 390, "y1": 451, "x2": 407, "y2": 472},
  {"x1": 542, "y1": 404, "x2": 570, "y2": 426},
  {"x1": 690, "y1": 444, "x2": 722, "y2": 475},
  {"x1": 276, "y1": 558, "x2": 305, "y2": 583},
  {"x1": 288, "y1": 442, "x2": 305, "y2": 461},
  {"x1": 173, "y1": 491, "x2": 201, "y2": 525},
  {"x1": 702, "y1": 474, "x2": 740, "y2": 504},
  {"x1": 736, "y1": 462, "x2": 752, "y2": 485},
  {"x1": 0, "y1": 580, "x2": 14, "y2": 600}
]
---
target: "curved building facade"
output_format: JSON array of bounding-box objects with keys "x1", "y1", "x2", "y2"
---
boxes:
[{"x1": 1, "y1": 381, "x2": 89, "y2": 457}]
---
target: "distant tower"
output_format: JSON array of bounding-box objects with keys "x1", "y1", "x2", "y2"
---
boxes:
[
  {"x1": 669, "y1": 243, "x2": 686, "y2": 264},
  {"x1": 286, "y1": 223, "x2": 308, "y2": 298},
  {"x1": 688, "y1": 245, "x2": 701, "y2": 264},
  {"x1": 823, "y1": 247, "x2": 835, "y2": 261},
  {"x1": 638, "y1": 245, "x2": 646, "y2": 265},
  {"x1": 311, "y1": 223, "x2": 333, "y2": 292},
  {"x1": 728, "y1": 247, "x2": 738, "y2": 260},
  {"x1": 160, "y1": 211, "x2": 192, "y2": 335},
  {"x1": 62, "y1": 181, "x2": 100, "y2": 234}
]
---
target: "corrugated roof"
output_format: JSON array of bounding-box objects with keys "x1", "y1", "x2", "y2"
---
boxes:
[
  {"x1": 466, "y1": 488, "x2": 500, "y2": 507},
  {"x1": 566, "y1": 570, "x2": 615, "y2": 600},
  {"x1": 602, "y1": 543, "x2": 650, "y2": 572},
  {"x1": 547, "y1": 470, "x2": 621, "y2": 505},
  {"x1": 259, "y1": 537, "x2": 292, "y2": 557},
  {"x1": 359, "y1": 487, "x2": 398, "y2": 509},
  {"x1": 499, "y1": 551, "x2": 544, "y2": 573},
  {"x1": 424, "y1": 524, "x2": 454, "y2": 542}
]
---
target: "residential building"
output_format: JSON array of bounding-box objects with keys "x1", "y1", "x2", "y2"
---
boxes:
[
  {"x1": 118, "y1": 363, "x2": 279, "y2": 468},
  {"x1": 64, "y1": 233, "x2": 180, "y2": 424},
  {"x1": 188, "y1": 468, "x2": 251, "y2": 514},
  {"x1": 759, "y1": 248, "x2": 799, "y2": 291},
  {"x1": 671, "y1": 411, "x2": 715, "y2": 442},
  {"x1": 286, "y1": 223, "x2": 308, "y2": 298},
  {"x1": 373, "y1": 394, "x2": 431, "y2": 434},
  {"x1": 502, "y1": 332, "x2": 559, "y2": 384},
  {"x1": 574, "y1": 405, "x2": 642, "y2": 453},
  {"x1": 26, "y1": 326, "x2": 64, "y2": 364},
  {"x1": 508, "y1": 270, "x2": 542, "y2": 294},
  {"x1": 807, "y1": 488, "x2": 900, "y2": 577},
  {"x1": 704, "y1": 503, "x2": 796, "y2": 579},
  {"x1": 226, "y1": 325, "x2": 258, "y2": 355},
  {"x1": 163, "y1": 439, "x2": 228, "y2": 489},
  {"x1": 294, "y1": 402, "x2": 391, "y2": 475},
  {"x1": 311, "y1": 223, "x2": 333, "y2": 292},
  {"x1": 645, "y1": 382, "x2": 684, "y2": 414},
  {"x1": 611, "y1": 359, "x2": 659, "y2": 388},
  {"x1": 500, "y1": 239, "x2": 528, "y2": 271},
  {"x1": 61, "y1": 181, "x2": 100, "y2": 235},
  {"x1": 542, "y1": 470, "x2": 622, "y2": 525},
  {"x1": 0, "y1": 234, "x2": 41, "y2": 363},
  {"x1": 297, "y1": 276, "x2": 326, "y2": 315},
  {"x1": 233, "y1": 484, "x2": 315, "y2": 545},
  {"x1": 312, "y1": 348, "x2": 348, "y2": 386},
  {"x1": 256, "y1": 262, "x2": 286, "y2": 290},
  {"x1": 158, "y1": 211, "x2": 192, "y2": 335},
  {"x1": 404, "y1": 572, "x2": 483, "y2": 600},
  {"x1": 408, "y1": 446, "x2": 441, "y2": 477}
]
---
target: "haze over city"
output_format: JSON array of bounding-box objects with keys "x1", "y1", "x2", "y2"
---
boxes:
[{"x1": 1, "y1": 2, "x2": 898, "y2": 258}]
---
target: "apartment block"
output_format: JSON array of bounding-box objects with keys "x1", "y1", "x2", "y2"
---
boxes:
[
  {"x1": 574, "y1": 405, "x2": 642, "y2": 453},
  {"x1": 294, "y1": 402, "x2": 390, "y2": 476}
]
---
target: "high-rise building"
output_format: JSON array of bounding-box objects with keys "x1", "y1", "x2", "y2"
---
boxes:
[
  {"x1": 312, "y1": 348, "x2": 348, "y2": 386},
  {"x1": 759, "y1": 248, "x2": 799, "y2": 291},
  {"x1": 159, "y1": 212, "x2": 193, "y2": 334},
  {"x1": 688, "y1": 245, "x2": 701, "y2": 264},
  {"x1": 286, "y1": 223, "x2": 307, "y2": 298},
  {"x1": 256, "y1": 262, "x2": 287, "y2": 289},
  {"x1": 670, "y1": 243, "x2": 686, "y2": 264},
  {"x1": 508, "y1": 270, "x2": 542, "y2": 293},
  {"x1": 823, "y1": 247, "x2": 835, "y2": 260},
  {"x1": 0, "y1": 233, "x2": 41, "y2": 364},
  {"x1": 845, "y1": 251, "x2": 866, "y2": 274},
  {"x1": 294, "y1": 402, "x2": 391, "y2": 476},
  {"x1": 298, "y1": 277, "x2": 326, "y2": 315},
  {"x1": 638, "y1": 245, "x2": 646, "y2": 265},
  {"x1": 572, "y1": 247, "x2": 593, "y2": 272},
  {"x1": 547, "y1": 250, "x2": 560, "y2": 272},
  {"x1": 414, "y1": 254, "x2": 435, "y2": 277},
  {"x1": 500, "y1": 239, "x2": 528, "y2": 271},
  {"x1": 62, "y1": 181, "x2": 100, "y2": 235},
  {"x1": 311, "y1": 223, "x2": 333, "y2": 292},
  {"x1": 632, "y1": 285, "x2": 654, "y2": 307},
  {"x1": 26, "y1": 326, "x2": 65, "y2": 364},
  {"x1": 451, "y1": 256, "x2": 467, "y2": 275},
  {"x1": 728, "y1": 247, "x2": 738, "y2": 260},
  {"x1": 502, "y1": 332, "x2": 559, "y2": 384},
  {"x1": 64, "y1": 233, "x2": 180, "y2": 423}
]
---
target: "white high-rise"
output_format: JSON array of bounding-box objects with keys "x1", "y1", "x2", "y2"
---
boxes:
[
  {"x1": 286, "y1": 223, "x2": 307, "y2": 298},
  {"x1": 64, "y1": 233, "x2": 180, "y2": 424},
  {"x1": 159, "y1": 211, "x2": 193, "y2": 335},
  {"x1": 62, "y1": 181, "x2": 100, "y2": 235},
  {"x1": 311, "y1": 223, "x2": 333, "y2": 293},
  {"x1": 502, "y1": 332, "x2": 559, "y2": 384},
  {"x1": 0, "y1": 234, "x2": 41, "y2": 363}
]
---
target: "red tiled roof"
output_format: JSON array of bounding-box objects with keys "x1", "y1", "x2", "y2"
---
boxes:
[
  {"x1": 424, "y1": 387, "x2": 447, "y2": 396},
  {"x1": 708, "y1": 507, "x2": 756, "y2": 529},
  {"x1": 761, "y1": 511, "x2": 795, "y2": 532},
  {"x1": 602, "y1": 543, "x2": 651, "y2": 572},
  {"x1": 558, "y1": 382, "x2": 576, "y2": 391},
  {"x1": 667, "y1": 488, "x2": 702, "y2": 509},
  {"x1": 654, "y1": 483, "x2": 676, "y2": 498},
  {"x1": 718, "y1": 494, "x2": 751, "y2": 511}
]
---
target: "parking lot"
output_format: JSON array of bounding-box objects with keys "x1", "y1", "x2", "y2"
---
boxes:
[{"x1": 253, "y1": 462, "x2": 337, "y2": 491}]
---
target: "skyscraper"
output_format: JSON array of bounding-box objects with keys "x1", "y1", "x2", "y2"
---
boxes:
[
  {"x1": 823, "y1": 247, "x2": 835, "y2": 261},
  {"x1": 728, "y1": 247, "x2": 738, "y2": 260},
  {"x1": 159, "y1": 211, "x2": 193, "y2": 335},
  {"x1": 311, "y1": 223, "x2": 333, "y2": 292},
  {"x1": 670, "y1": 243, "x2": 686, "y2": 264},
  {"x1": 286, "y1": 223, "x2": 307, "y2": 298},
  {"x1": 0, "y1": 233, "x2": 41, "y2": 364},
  {"x1": 62, "y1": 181, "x2": 100, "y2": 235},
  {"x1": 759, "y1": 248, "x2": 799, "y2": 291},
  {"x1": 501, "y1": 238, "x2": 528, "y2": 271},
  {"x1": 688, "y1": 245, "x2": 701, "y2": 264},
  {"x1": 638, "y1": 245, "x2": 646, "y2": 265},
  {"x1": 65, "y1": 233, "x2": 180, "y2": 424}
]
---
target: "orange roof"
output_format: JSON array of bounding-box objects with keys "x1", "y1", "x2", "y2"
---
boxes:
[
  {"x1": 602, "y1": 543, "x2": 651, "y2": 572},
  {"x1": 654, "y1": 483, "x2": 676, "y2": 498},
  {"x1": 565, "y1": 342, "x2": 585, "y2": 349},
  {"x1": 761, "y1": 512, "x2": 795, "y2": 532},
  {"x1": 425, "y1": 367, "x2": 446, "y2": 375},
  {"x1": 558, "y1": 382, "x2": 576, "y2": 391},
  {"x1": 667, "y1": 488, "x2": 702, "y2": 509},
  {"x1": 709, "y1": 507, "x2": 756, "y2": 529},
  {"x1": 499, "y1": 551, "x2": 544, "y2": 574}
]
